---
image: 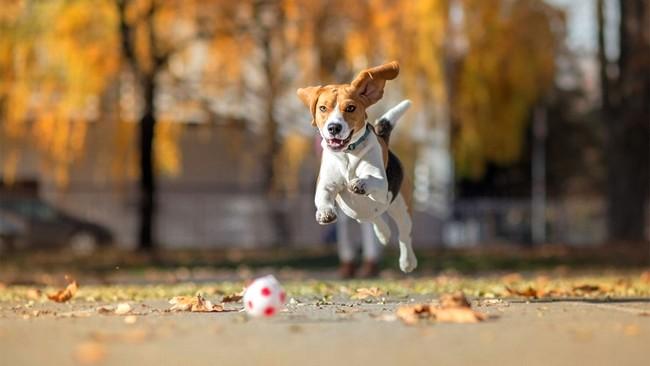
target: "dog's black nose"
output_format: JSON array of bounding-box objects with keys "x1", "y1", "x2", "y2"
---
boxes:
[{"x1": 328, "y1": 123, "x2": 342, "y2": 135}]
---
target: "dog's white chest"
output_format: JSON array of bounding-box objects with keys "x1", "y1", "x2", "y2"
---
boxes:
[
  {"x1": 334, "y1": 151, "x2": 363, "y2": 182},
  {"x1": 322, "y1": 135, "x2": 390, "y2": 221}
]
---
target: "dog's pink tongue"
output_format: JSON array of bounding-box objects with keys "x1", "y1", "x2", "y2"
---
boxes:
[{"x1": 329, "y1": 139, "x2": 343, "y2": 147}]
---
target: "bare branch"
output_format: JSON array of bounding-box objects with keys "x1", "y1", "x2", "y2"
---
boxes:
[
  {"x1": 145, "y1": 0, "x2": 166, "y2": 74},
  {"x1": 116, "y1": 0, "x2": 142, "y2": 78},
  {"x1": 596, "y1": 0, "x2": 611, "y2": 109}
]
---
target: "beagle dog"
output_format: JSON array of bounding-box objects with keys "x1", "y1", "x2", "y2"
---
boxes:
[{"x1": 297, "y1": 61, "x2": 417, "y2": 273}]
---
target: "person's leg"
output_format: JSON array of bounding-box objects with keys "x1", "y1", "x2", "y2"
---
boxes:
[
  {"x1": 359, "y1": 221, "x2": 382, "y2": 278},
  {"x1": 361, "y1": 222, "x2": 382, "y2": 261},
  {"x1": 336, "y1": 209, "x2": 357, "y2": 278}
]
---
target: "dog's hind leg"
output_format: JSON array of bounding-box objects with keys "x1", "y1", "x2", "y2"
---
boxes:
[
  {"x1": 371, "y1": 215, "x2": 391, "y2": 246},
  {"x1": 387, "y1": 193, "x2": 417, "y2": 273}
]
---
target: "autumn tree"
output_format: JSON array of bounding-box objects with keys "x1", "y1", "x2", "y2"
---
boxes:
[
  {"x1": 451, "y1": 0, "x2": 563, "y2": 179},
  {"x1": 114, "y1": 0, "x2": 251, "y2": 250},
  {"x1": 114, "y1": 0, "x2": 175, "y2": 251},
  {"x1": 322, "y1": 0, "x2": 563, "y2": 179},
  {"x1": 251, "y1": 0, "x2": 291, "y2": 244},
  {"x1": 267, "y1": 0, "x2": 564, "y2": 223},
  {"x1": 1, "y1": 0, "x2": 245, "y2": 249},
  {"x1": 0, "y1": 0, "x2": 119, "y2": 186}
]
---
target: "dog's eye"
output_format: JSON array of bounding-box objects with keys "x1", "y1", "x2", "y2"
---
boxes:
[
  {"x1": 345, "y1": 105, "x2": 356, "y2": 113},
  {"x1": 319, "y1": 106, "x2": 327, "y2": 112}
]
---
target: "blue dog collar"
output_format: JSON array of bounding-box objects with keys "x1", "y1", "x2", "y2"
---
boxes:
[{"x1": 346, "y1": 124, "x2": 372, "y2": 152}]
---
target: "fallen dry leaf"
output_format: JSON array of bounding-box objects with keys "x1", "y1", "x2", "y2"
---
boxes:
[
  {"x1": 96, "y1": 305, "x2": 115, "y2": 314},
  {"x1": 572, "y1": 284, "x2": 602, "y2": 293},
  {"x1": 396, "y1": 304, "x2": 432, "y2": 325},
  {"x1": 439, "y1": 292, "x2": 471, "y2": 308},
  {"x1": 432, "y1": 307, "x2": 487, "y2": 323},
  {"x1": 222, "y1": 290, "x2": 244, "y2": 303},
  {"x1": 74, "y1": 341, "x2": 106, "y2": 365},
  {"x1": 169, "y1": 294, "x2": 224, "y2": 312},
  {"x1": 114, "y1": 303, "x2": 132, "y2": 315},
  {"x1": 352, "y1": 287, "x2": 384, "y2": 300},
  {"x1": 505, "y1": 286, "x2": 546, "y2": 299},
  {"x1": 47, "y1": 277, "x2": 78, "y2": 303},
  {"x1": 396, "y1": 292, "x2": 487, "y2": 325}
]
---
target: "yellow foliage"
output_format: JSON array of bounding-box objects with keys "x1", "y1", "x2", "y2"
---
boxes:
[
  {"x1": 303, "y1": 0, "x2": 561, "y2": 178},
  {"x1": 453, "y1": 0, "x2": 562, "y2": 178},
  {"x1": 0, "y1": 0, "x2": 564, "y2": 186},
  {"x1": 341, "y1": 0, "x2": 449, "y2": 122},
  {"x1": 155, "y1": 121, "x2": 182, "y2": 177},
  {"x1": 0, "y1": 0, "x2": 118, "y2": 185}
]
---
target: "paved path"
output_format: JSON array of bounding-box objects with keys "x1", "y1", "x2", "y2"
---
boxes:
[{"x1": 2, "y1": 297, "x2": 649, "y2": 366}]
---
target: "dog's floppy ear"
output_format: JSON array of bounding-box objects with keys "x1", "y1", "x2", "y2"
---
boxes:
[
  {"x1": 350, "y1": 61, "x2": 399, "y2": 107},
  {"x1": 297, "y1": 86, "x2": 322, "y2": 127}
]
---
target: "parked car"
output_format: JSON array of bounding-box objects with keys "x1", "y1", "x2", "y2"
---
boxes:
[
  {"x1": 0, "y1": 210, "x2": 26, "y2": 252},
  {"x1": 0, "y1": 197, "x2": 113, "y2": 252}
]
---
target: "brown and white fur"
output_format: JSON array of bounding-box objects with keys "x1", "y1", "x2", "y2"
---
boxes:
[{"x1": 297, "y1": 61, "x2": 417, "y2": 273}]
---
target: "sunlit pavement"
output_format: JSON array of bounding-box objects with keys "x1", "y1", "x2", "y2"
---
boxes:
[{"x1": 1, "y1": 291, "x2": 649, "y2": 366}]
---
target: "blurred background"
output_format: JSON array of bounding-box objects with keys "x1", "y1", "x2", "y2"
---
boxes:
[{"x1": 0, "y1": 0, "x2": 648, "y2": 264}]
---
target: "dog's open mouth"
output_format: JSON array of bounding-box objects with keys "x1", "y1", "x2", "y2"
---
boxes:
[{"x1": 326, "y1": 131, "x2": 353, "y2": 151}]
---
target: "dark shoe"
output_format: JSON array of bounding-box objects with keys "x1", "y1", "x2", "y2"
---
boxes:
[
  {"x1": 358, "y1": 261, "x2": 380, "y2": 278},
  {"x1": 338, "y1": 262, "x2": 356, "y2": 279}
]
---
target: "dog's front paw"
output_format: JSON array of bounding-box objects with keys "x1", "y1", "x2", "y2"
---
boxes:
[
  {"x1": 316, "y1": 208, "x2": 337, "y2": 225},
  {"x1": 348, "y1": 178, "x2": 367, "y2": 195}
]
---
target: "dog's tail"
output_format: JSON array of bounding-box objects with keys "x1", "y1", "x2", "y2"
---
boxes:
[{"x1": 372, "y1": 99, "x2": 412, "y2": 145}]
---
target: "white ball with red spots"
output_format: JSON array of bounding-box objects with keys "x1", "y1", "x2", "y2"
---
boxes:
[{"x1": 243, "y1": 275, "x2": 286, "y2": 318}]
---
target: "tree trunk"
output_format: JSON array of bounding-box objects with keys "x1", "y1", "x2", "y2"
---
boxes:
[
  {"x1": 263, "y1": 79, "x2": 291, "y2": 246},
  {"x1": 255, "y1": 0, "x2": 291, "y2": 246},
  {"x1": 601, "y1": 0, "x2": 650, "y2": 243},
  {"x1": 138, "y1": 76, "x2": 157, "y2": 250}
]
